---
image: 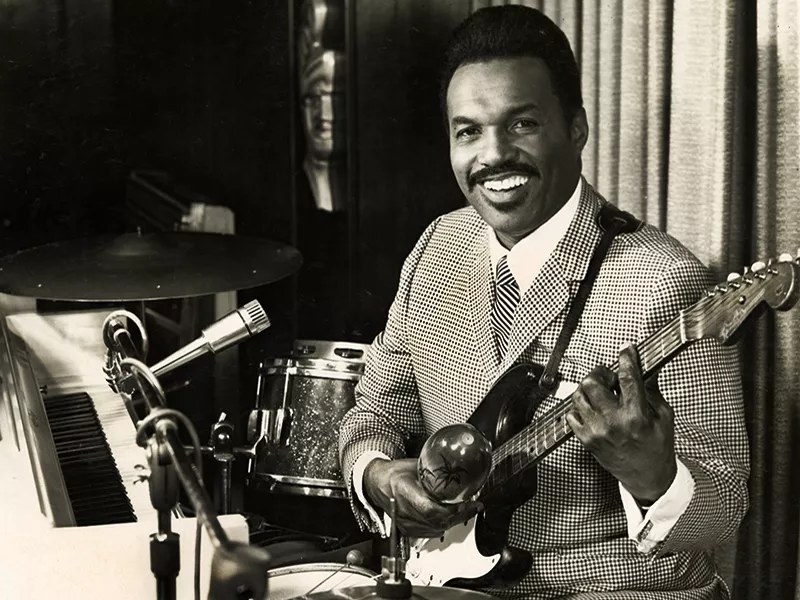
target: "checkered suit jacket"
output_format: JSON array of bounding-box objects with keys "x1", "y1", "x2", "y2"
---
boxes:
[{"x1": 339, "y1": 181, "x2": 749, "y2": 599}]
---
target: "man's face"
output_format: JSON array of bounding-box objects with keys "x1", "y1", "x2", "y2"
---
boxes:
[
  {"x1": 300, "y1": 50, "x2": 345, "y2": 161},
  {"x1": 447, "y1": 56, "x2": 588, "y2": 248},
  {"x1": 298, "y1": 0, "x2": 346, "y2": 162}
]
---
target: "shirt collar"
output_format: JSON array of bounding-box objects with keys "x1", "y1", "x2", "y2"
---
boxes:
[{"x1": 488, "y1": 177, "x2": 582, "y2": 295}]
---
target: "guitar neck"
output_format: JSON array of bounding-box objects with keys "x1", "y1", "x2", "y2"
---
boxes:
[{"x1": 483, "y1": 312, "x2": 688, "y2": 496}]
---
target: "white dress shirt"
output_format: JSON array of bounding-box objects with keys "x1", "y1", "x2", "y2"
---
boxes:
[{"x1": 353, "y1": 177, "x2": 695, "y2": 553}]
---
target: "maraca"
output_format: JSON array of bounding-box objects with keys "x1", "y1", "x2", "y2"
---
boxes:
[{"x1": 417, "y1": 423, "x2": 492, "y2": 504}]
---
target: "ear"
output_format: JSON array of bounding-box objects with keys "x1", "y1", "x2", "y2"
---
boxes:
[{"x1": 570, "y1": 107, "x2": 589, "y2": 154}]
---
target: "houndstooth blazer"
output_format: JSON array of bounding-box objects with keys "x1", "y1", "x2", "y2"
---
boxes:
[{"x1": 338, "y1": 181, "x2": 749, "y2": 600}]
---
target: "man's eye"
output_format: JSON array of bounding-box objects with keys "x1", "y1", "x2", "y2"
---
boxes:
[
  {"x1": 513, "y1": 119, "x2": 539, "y2": 130},
  {"x1": 455, "y1": 126, "x2": 480, "y2": 139}
]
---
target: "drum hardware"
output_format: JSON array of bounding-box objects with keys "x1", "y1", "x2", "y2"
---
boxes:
[
  {"x1": 202, "y1": 412, "x2": 267, "y2": 516},
  {"x1": 209, "y1": 413, "x2": 235, "y2": 515},
  {"x1": 0, "y1": 231, "x2": 302, "y2": 301},
  {"x1": 377, "y1": 498, "x2": 412, "y2": 599}
]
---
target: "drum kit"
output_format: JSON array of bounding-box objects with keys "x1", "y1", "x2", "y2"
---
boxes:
[{"x1": 0, "y1": 231, "x2": 493, "y2": 600}]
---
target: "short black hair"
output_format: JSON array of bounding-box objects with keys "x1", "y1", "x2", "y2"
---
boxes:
[{"x1": 439, "y1": 5, "x2": 583, "y2": 126}]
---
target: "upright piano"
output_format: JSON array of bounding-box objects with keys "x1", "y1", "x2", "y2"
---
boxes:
[{"x1": 0, "y1": 293, "x2": 248, "y2": 599}]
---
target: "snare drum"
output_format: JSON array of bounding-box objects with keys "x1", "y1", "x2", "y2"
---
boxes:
[
  {"x1": 248, "y1": 340, "x2": 370, "y2": 498},
  {"x1": 265, "y1": 563, "x2": 376, "y2": 600}
]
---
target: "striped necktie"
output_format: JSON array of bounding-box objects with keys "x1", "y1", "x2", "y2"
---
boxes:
[{"x1": 491, "y1": 254, "x2": 520, "y2": 357}]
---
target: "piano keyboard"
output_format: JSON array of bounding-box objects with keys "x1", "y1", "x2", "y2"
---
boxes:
[
  {"x1": 34, "y1": 381, "x2": 160, "y2": 527},
  {"x1": 43, "y1": 391, "x2": 137, "y2": 525},
  {"x1": 4, "y1": 309, "x2": 159, "y2": 527},
  {"x1": 83, "y1": 383, "x2": 158, "y2": 525}
]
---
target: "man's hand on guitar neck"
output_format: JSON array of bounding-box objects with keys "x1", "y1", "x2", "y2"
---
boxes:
[
  {"x1": 567, "y1": 344, "x2": 678, "y2": 505},
  {"x1": 363, "y1": 457, "x2": 484, "y2": 538}
]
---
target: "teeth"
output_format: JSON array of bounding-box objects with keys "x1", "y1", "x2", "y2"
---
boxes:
[{"x1": 483, "y1": 176, "x2": 529, "y2": 191}]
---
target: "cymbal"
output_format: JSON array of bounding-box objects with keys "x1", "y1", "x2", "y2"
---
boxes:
[
  {"x1": 0, "y1": 232, "x2": 303, "y2": 301},
  {"x1": 301, "y1": 586, "x2": 495, "y2": 600}
]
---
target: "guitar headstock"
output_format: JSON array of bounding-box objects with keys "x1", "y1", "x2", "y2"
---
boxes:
[{"x1": 684, "y1": 253, "x2": 800, "y2": 345}]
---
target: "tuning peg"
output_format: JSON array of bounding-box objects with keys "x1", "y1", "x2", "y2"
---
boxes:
[
  {"x1": 779, "y1": 253, "x2": 794, "y2": 263},
  {"x1": 751, "y1": 261, "x2": 767, "y2": 272},
  {"x1": 726, "y1": 272, "x2": 742, "y2": 288}
]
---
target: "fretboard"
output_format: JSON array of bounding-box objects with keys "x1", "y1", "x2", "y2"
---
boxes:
[{"x1": 482, "y1": 312, "x2": 688, "y2": 497}]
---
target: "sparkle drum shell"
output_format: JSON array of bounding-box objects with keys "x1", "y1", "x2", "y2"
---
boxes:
[{"x1": 248, "y1": 340, "x2": 369, "y2": 498}]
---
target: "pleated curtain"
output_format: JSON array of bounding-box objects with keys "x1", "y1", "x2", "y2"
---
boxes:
[{"x1": 471, "y1": 1, "x2": 800, "y2": 597}]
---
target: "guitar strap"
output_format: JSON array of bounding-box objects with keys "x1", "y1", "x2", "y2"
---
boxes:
[{"x1": 536, "y1": 202, "x2": 643, "y2": 394}]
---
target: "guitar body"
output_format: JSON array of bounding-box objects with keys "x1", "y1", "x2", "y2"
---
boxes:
[
  {"x1": 407, "y1": 363, "x2": 550, "y2": 589},
  {"x1": 406, "y1": 256, "x2": 800, "y2": 591}
]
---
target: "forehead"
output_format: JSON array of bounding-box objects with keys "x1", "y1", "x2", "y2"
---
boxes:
[{"x1": 445, "y1": 56, "x2": 558, "y2": 123}]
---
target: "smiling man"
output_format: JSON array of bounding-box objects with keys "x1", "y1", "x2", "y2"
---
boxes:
[{"x1": 339, "y1": 5, "x2": 748, "y2": 599}]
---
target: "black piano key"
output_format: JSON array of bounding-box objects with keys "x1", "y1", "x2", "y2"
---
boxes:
[{"x1": 43, "y1": 392, "x2": 137, "y2": 526}]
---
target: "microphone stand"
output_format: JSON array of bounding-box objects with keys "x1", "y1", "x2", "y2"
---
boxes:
[
  {"x1": 103, "y1": 313, "x2": 271, "y2": 600},
  {"x1": 144, "y1": 431, "x2": 181, "y2": 600}
]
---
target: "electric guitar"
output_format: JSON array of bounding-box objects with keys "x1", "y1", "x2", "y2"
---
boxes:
[{"x1": 404, "y1": 255, "x2": 800, "y2": 589}]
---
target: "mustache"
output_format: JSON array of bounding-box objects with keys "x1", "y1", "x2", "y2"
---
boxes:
[{"x1": 467, "y1": 163, "x2": 539, "y2": 189}]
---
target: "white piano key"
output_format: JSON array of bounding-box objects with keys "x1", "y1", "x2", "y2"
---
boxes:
[{"x1": 83, "y1": 384, "x2": 158, "y2": 525}]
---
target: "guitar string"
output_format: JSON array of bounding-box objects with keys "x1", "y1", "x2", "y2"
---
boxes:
[
  {"x1": 489, "y1": 276, "x2": 771, "y2": 490},
  {"x1": 484, "y1": 278, "x2": 759, "y2": 492},
  {"x1": 488, "y1": 322, "x2": 688, "y2": 490}
]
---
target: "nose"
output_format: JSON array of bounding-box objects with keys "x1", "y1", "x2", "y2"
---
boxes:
[{"x1": 477, "y1": 128, "x2": 517, "y2": 167}]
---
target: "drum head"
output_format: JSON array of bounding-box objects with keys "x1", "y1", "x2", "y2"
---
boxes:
[{"x1": 265, "y1": 563, "x2": 376, "y2": 600}]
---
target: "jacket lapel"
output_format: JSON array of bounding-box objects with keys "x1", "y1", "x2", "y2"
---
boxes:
[
  {"x1": 468, "y1": 228, "x2": 501, "y2": 379},
  {"x1": 499, "y1": 181, "x2": 606, "y2": 371}
]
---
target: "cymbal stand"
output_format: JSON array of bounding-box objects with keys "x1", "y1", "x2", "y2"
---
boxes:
[
  {"x1": 376, "y1": 498, "x2": 412, "y2": 599},
  {"x1": 209, "y1": 413, "x2": 235, "y2": 515}
]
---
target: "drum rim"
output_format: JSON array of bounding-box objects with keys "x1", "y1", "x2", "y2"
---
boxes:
[
  {"x1": 262, "y1": 361, "x2": 364, "y2": 380},
  {"x1": 250, "y1": 473, "x2": 349, "y2": 498},
  {"x1": 266, "y1": 562, "x2": 377, "y2": 579},
  {"x1": 293, "y1": 339, "x2": 372, "y2": 360}
]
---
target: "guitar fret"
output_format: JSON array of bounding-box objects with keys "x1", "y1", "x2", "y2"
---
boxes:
[{"x1": 486, "y1": 325, "x2": 685, "y2": 495}]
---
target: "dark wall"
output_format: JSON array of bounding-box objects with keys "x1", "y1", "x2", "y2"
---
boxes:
[
  {"x1": 112, "y1": 0, "x2": 293, "y2": 245},
  {"x1": 0, "y1": 0, "x2": 126, "y2": 257},
  {"x1": 347, "y1": 0, "x2": 469, "y2": 340}
]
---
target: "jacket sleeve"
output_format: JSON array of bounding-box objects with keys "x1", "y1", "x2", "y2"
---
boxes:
[
  {"x1": 637, "y1": 258, "x2": 750, "y2": 557},
  {"x1": 338, "y1": 217, "x2": 442, "y2": 530}
]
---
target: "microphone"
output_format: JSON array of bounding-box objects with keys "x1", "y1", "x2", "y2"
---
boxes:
[{"x1": 150, "y1": 300, "x2": 270, "y2": 379}]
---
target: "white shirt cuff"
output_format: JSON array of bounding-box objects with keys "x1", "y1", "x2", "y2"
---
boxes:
[
  {"x1": 352, "y1": 451, "x2": 392, "y2": 538},
  {"x1": 619, "y1": 458, "x2": 695, "y2": 554}
]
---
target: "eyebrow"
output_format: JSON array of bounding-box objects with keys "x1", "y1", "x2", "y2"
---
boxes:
[{"x1": 449, "y1": 103, "x2": 543, "y2": 129}]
